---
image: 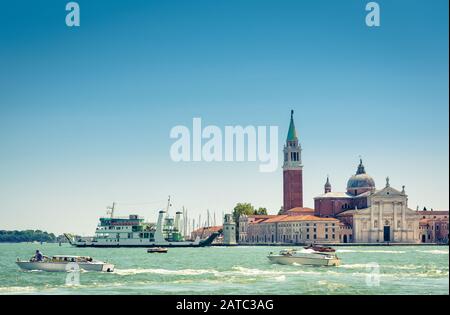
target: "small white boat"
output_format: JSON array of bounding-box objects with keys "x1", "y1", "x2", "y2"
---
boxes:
[
  {"x1": 147, "y1": 247, "x2": 168, "y2": 253},
  {"x1": 268, "y1": 248, "x2": 341, "y2": 267},
  {"x1": 16, "y1": 255, "x2": 114, "y2": 272}
]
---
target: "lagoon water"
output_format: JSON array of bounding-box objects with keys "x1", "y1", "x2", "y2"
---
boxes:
[{"x1": 0, "y1": 243, "x2": 448, "y2": 295}]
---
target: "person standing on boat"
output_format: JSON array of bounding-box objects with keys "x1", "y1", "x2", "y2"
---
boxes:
[{"x1": 34, "y1": 250, "x2": 43, "y2": 262}]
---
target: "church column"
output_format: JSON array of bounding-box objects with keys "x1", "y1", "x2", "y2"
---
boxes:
[
  {"x1": 370, "y1": 203, "x2": 375, "y2": 242},
  {"x1": 378, "y1": 202, "x2": 383, "y2": 242},
  {"x1": 353, "y1": 218, "x2": 358, "y2": 243},
  {"x1": 393, "y1": 202, "x2": 398, "y2": 241},
  {"x1": 370, "y1": 205, "x2": 374, "y2": 229},
  {"x1": 401, "y1": 203, "x2": 406, "y2": 242}
]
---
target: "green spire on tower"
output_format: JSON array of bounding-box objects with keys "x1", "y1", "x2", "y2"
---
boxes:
[{"x1": 287, "y1": 109, "x2": 298, "y2": 142}]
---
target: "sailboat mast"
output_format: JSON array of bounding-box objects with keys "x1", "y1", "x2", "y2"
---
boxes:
[
  {"x1": 166, "y1": 195, "x2": 171, "y2": 214},
  {"x1": 107, "y1": 202, "x2": 116, "y2": 219}
]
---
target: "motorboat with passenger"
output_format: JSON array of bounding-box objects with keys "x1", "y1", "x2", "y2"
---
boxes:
[
  {"x1": 268, "y1": 248, "x2": 341, "y2": 266},
  {"x1": 16, "y1": 255, "x2": 115, "y2": 272}
]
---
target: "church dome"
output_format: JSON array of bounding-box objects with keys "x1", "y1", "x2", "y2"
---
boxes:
[{"x1": 346, "y1": 159, "x2": 375, "y2": 195}]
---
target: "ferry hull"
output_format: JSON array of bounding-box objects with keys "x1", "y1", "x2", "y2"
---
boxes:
[
  {"x1": 71, "y1": 243, "x2": 204, "y2": 248},
  {"x1": 66, "y1": 232, "x2": 220, "y2": 248},
  {"x1": 268, "y1": 255, "x2": 340, "y2": 266}
]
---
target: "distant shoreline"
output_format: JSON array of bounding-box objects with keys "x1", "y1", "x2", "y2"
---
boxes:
[{"x1": 216, "y1": 243, "x2": 449, "y2": 247}]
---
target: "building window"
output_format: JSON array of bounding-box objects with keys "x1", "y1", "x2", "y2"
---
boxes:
[{"x1": 314, "y1": 234, "x2": 317, "y2": 239}]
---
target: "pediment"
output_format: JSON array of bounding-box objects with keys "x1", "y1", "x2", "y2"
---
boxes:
[{"x1": 372, "y1": 186, "x2": 405, "y2": 198}]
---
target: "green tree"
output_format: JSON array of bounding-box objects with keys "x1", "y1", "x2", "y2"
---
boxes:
[
  {"x1": 0, "y1": 230, "x2": 57, "y2": 243},
  {"x1": 232, "y1": 203, "x2": 255, "y2": 223},
  {"x1": 255, "y1": 207, "x2": 268, "y2": 215}
]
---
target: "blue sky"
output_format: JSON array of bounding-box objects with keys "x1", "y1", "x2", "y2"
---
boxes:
[{"x1": 0, "y1": 0, "x2": 448, "y2": 234}]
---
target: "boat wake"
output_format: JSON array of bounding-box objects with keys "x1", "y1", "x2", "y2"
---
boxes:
[
  {"x1": 337, "y1": 249, "x2": 406, "y2": 254},
  {"x1": 114, "y1": 268, "x2": 218, "y2": 276},
  {"x1": 0, "y1": 286, "x2": 37, "y2": 294},
  {"x1": 113, "y1": 266, "x2": 339, "y2": 278},
  {"x1": 416, "y1": 249, "x2": 449, "y2": 255}
]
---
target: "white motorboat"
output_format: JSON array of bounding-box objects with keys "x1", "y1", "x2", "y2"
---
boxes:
[
  {"x1": 16, "y1": 255, "x2": 115, "y2": 272},
  {"x1": 268, "y1": 248, "x2": 341, "y2": 267}
]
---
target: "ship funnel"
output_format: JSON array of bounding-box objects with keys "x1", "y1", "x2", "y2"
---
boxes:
[
  {"x1": 154, "y1": 210, "x2": 166, "y2": 243},
  {"x1": 175, "y1": 211, "x2": 182, "y2": 232}
]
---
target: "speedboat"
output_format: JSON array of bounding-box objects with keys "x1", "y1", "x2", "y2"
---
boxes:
[
  {"x1": 16, "y1": 255, "x2": 114, "y2": 272},
  {"x1": 268, "y1": 248, "x2": 341, "y2": 266},
  {"x1": 147, "y1": 247, "x2": 168, "y2": 253}
]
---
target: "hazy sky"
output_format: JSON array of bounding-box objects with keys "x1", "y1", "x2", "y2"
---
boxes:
[{"x1": 0, "y1": 0, "x2": 448, "y2": 235}]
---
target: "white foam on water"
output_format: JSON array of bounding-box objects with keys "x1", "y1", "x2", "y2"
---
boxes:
[
  {"x1": 316, "y1": 280, "x2": 347, "y2": 291},
  {"x1": 338, "y1": 264, "x2": 369, "y2": 269},
  {"x1": 340, "y1": 264, "x2": 421, "y2": 270},
  {"x1": 0, "y1": 286, "x2": 37, "y2": 293},
  {"x1": 338, "y1": 249, "x2": 406, "y2": 254},
  {"x1": 114, "y1": 268, "x2": 218, "y2": 276},
  {"x1": 230, "y1": 266, "x2": 326, "y2": 277},
  {"x1": 336, "y1": 249, "x2": 358, "y2": 253},
  {"x1": 416, "y1": 250, "x2": 449, "y2": 255},
  {"x1": 274, "y1": 275, "x2": 286, "y2": 282},
  {"x1": 386, "y1": 264, "x2": 421, "y2": 270}
]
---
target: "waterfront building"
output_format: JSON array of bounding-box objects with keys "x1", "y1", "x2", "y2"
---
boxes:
[
  {"x1": 418, "y1": 211, "x2": 449, "y2": 243},
  {"x1": 314, "y1": 160, "x2": 373, "y2": 218},
  {"x1": 236, "y1": 110, "x2": 448, "y2": 245},
  {"x1": 337, "y1": 178, "x2": 420, "y2": 243},
  {"x1": 239, "y1": 214, "x2": 339, "y2": 245},
  {"x1": 238, "y1": 215, "x2": 278, "y2": 243},
  {"x1": 314, "y1": 160, "x2": 424, "y2": 243}
]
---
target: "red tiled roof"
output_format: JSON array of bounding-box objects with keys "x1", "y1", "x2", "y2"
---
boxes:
[
  {"x1": 263, "y1": 215, "x2": 289, "y2": 223},
  {"x1": 287, "y1": 207, "x2": 315, "y2": 213},
  {"x1": 416, "y1": 211, "x2": 449, "y2": 215},
  {"x1": 248, "y1": 215, "x2": 278, "y2": 219},
  {"x1": 279, "y1": 215, "x2": 339, "y2": 222},
  {"x1": 253, "y1": 214, "x2": 338, "y2": 224}
]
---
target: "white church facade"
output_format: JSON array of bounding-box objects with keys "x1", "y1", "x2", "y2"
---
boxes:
[{"x1": 338, "y1": 178, "x2": 420, "y2": 243}]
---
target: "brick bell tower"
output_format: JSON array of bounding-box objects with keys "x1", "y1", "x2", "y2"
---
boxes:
[{"x1": 282, "y1": 110, "x2": 303, "y2": 213}]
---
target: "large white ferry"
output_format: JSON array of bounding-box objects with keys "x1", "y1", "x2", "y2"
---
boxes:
[{"x1": 65, "y1": 197, "x2": 220, "y2": 248}]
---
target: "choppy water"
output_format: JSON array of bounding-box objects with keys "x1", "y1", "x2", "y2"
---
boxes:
[{"x1": 0, "y1": 243, "x2": 448, "y2": 295}]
